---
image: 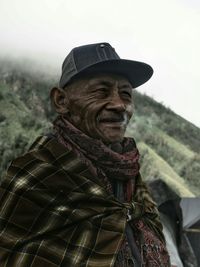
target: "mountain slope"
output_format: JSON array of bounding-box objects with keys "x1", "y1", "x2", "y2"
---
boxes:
[
  {"x1": 137, "y1": 142, "x2": 194, "y2": 197},
  {"x1": 0, "y1": 58, "x2": 199, "y2": 196},
  {"x1": 126, "y1": 92, "x2": 200, "y2": 195}
]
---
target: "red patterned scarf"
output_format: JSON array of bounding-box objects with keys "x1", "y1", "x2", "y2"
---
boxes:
[
  {"x1": 53, "y1": 115, "x2": 170, "y2": 267},
  {"x1": 53, "y1": 115, "x2": 139, "y2": 200}
]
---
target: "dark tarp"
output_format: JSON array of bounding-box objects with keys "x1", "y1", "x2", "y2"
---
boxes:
[{"x1": 147, "y1": 179, "x2": 199, "y2": 267}]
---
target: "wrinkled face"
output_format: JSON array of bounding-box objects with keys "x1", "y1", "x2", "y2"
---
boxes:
[{"x1": 55, "y1": 73, "x2": 134, "y2": 144}]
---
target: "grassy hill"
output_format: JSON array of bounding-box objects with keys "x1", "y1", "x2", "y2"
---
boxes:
[{"x1": 0, "y1": 58, "x2": 200, "y2": 196}]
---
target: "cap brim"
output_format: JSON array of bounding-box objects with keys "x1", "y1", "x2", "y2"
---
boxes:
[{"x1": 74, "y1": 59, "x2": 153, "y2": 88}]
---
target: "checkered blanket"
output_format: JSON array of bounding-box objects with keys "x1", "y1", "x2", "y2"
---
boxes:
[{"x1": 0, "y1": 135, "x2": 168, "y2": 266}]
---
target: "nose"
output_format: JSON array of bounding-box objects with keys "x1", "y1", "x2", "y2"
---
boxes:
[{"x1": 106, "y1": 92, "x2": 126, "y2": 112}]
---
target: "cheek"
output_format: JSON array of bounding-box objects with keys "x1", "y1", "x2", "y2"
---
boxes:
[
  {"x1": 66, "y1": 99, "x2": 86, "y2": 126},
  {"x1": 68, "y1": 98, "x2": 105, "y2": 133},
  {"x1": 83, "y1": 102, "x2": 105, "y2": 127}
]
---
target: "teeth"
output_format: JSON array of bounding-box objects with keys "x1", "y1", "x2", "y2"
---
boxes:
[{"x1": 99, "y1": 114, "x2": 128, "y2": 124}]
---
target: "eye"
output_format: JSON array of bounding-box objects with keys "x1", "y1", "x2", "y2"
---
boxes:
[
  {"x1": 95, "y1": 87, "x2": 109, "y2": 96},
  {"x1": 97, "y1": 87, "x2": 108, "y2": 92},
  {"x1": 120, "y1": 91, "x2": 132, "y2": 99}
]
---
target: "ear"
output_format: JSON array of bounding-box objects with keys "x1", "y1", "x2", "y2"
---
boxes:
[{"x1": 50, "y1": 87, "x2": 69, "y2": 114}]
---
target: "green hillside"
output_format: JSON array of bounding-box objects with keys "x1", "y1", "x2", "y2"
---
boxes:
[
  {"x1": 126, "y1": 92, "x2": 200, "y2": 196},
  {"x1": 0, "y1": 58, "x2": 200, "y2": 196},
  {"x1": 137, "y1": 142, "x2": 194, "y2": 197}
]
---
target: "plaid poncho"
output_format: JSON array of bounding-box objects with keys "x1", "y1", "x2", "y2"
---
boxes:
[{"x1": 0, "y1": 135, "x2": 169, "y2": 266}]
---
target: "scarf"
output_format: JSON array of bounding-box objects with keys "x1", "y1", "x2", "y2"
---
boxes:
[
  {"x1": 53, "y1": 115, "x2": 170, "y2": 267},
  {"x1": 53, "y1": 115, "x2": 139, "y2": 198}
]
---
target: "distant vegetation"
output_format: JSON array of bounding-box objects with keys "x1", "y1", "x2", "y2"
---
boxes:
[{"x1": 0, "y1": 58, "x2": 199, "y2": 196}]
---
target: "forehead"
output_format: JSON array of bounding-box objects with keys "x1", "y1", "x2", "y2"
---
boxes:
[
  {"x1": 69, "y1": 73, "x2": 132, "y2": 89},
  {"x1": 84, "y1": 73, "x2": 132, "y2": 86}
]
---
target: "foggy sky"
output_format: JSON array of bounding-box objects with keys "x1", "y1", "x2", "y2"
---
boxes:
[{"x1": 0, "y1": 0, "x2": 200, "y2": 127}]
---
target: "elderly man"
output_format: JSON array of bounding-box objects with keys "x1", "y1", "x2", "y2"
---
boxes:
[{"x1": 0, "y1": 43, "x2": 170, "y2": 266}]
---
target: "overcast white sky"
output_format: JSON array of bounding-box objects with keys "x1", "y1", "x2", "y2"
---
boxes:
[{"x1": 0, "y1": 0, "x2": 200, "y2": 127}]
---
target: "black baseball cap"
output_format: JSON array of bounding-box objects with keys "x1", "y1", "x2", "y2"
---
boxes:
[{"x1": 59, "y1": 42, "x2": 153, "y2": 88}]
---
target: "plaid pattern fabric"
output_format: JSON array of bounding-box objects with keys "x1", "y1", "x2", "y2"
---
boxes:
[
  {"x1": 0, "y1": 135, "x2": 169, "y2": 266},
  {"x1": 0, "y1": 136, "x2": 129, "y2": 267}
]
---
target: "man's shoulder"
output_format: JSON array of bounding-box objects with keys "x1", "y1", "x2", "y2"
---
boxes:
[
  {"x1": 0, "y1": 135, "x2": 76, "y2": 193},
  {"x1": 2, "y1": 134, "x2": 86, "y2": 188},
  {"x1": 2, "y1": 135, "x2": 69, "y2": 184},
  {"x1": 13, "y1": 135, "x2": 70, "y2": 167}
]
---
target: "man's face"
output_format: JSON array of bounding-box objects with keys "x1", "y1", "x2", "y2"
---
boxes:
[{"x1": 63, "y1": 74, "x2": 134, "y2": 144}]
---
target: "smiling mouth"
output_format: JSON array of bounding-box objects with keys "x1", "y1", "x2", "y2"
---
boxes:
[
  {"x1": 98, "y1": 113, "x2": 127, "y2": 123},
  {"x1": 98, "y1": 112, "x2": 129, "y2": 125}
]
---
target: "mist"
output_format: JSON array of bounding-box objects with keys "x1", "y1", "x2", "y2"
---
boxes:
[{"x1": 0, "y1": 0, "x2": 200, "y2": 127}]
